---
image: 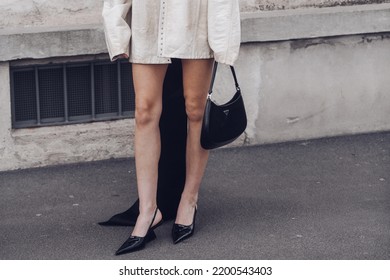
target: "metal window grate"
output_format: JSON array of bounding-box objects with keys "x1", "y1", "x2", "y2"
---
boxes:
[
  {"x1": 10, "y1": 59, "x2": 135, "y2": 128},
  {"x1": 67, "y1": 64, "x2": 92, "y2": 119},
  {"x1": 121, "y1": 62, "x2": 136, "y2": 114},
  {"x1": 39, "y1": 67, "x2": 65, "y2": 122},
  {"x1": 94, "y1": 63, "x2": 119, "y2": 116},
  {"x1": 13, "y1": 69, "x2": 37, "y2": 124}
]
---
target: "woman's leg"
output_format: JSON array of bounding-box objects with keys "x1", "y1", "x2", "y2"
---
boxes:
[
  {"x1": 131, "y1": 63, "x2": 168, "y2": 236},
  {"x1": 175, "y1": 59, "x2": 214, "y2": 225}
]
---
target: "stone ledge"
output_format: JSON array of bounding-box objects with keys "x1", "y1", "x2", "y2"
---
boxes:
[
  {"x1": 0, "y1": 24, "x2": 106, "y2": 62},
  {"x1": 242, "y1": 3, "x2": 390, "y2": 43},
  {"x1": 1, "y1": 4, "x2": 390, "y2": 61}
]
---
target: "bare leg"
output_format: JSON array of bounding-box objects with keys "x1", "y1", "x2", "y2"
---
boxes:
[
  {"x1": 131, "y1": 63, "x2": 168, "y2": 236},
  {"x1": 175, "y1": 59, "x2": 214, "y2": 225}
]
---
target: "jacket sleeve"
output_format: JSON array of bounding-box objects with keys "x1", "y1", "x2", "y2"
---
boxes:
[
  {"x1": 208, "y1": 0, "x2": 241, "y2": 65},
  {"x1": 102, "y1": 0, "x2": 132, "y2": 61}
]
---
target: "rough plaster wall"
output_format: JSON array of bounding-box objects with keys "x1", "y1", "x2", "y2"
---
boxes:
[
  {"x1": 1, "y1": 0, "x2": 389, "y2": 28},
  {"x1": 241, "y1": 0, "x2": 390, "y2": 11},
  {"x1": 0, "y1": 62, "x2": 12, "y2": 166},
  {"x1": 0, "y1": 0, "x2": 101, "y2": 28},
  {"x1": 0, "y1": 119, "x2": 135, "y2": 171},
  {"x1": 7, "y1": 120, "x2": 135, "y2": 170},
  {"x1": 247, "y1": 34, "x2": 390, "y2": 143}
]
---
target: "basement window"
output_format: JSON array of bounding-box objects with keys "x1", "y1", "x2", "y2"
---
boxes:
[{"x1": 10, "y1": 59, "x2": 135, "y2": 128}]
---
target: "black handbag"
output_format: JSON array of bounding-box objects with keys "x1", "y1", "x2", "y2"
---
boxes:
[{"x1": 200, "y1": 62, "x2": 247, "y2": 149}]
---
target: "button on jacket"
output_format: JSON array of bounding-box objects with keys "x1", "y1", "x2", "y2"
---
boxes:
[{"x1": 102, "y1": 0, "x2": 241, "y2": 65}]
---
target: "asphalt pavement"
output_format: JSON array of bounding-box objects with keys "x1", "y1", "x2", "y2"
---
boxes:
[{"x1": 0, "y1": 132, "x2": 389, "y2": 260}]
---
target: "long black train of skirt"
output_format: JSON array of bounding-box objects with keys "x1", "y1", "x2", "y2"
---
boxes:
[{"x1": 99, "y1": 59, "x2": 186, "y2": 226}]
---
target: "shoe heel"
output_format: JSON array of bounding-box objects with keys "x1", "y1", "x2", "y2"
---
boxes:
[{"x1": 115, "y1": 208, "x2": 161, "y2": 255}]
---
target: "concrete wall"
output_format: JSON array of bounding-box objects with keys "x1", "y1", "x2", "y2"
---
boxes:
[
  {"x1": 1, "y1": 118, "x2": 135, "y2": 171},
  {"x1": 233, "y1": 35, "x2": 390, "y2": 144},
  {"x1": 1, "y1": 2, "x2": 390, "y2": 171},
  {"x1": 0, "y1": 0, "x2": 101, "y2": 28},
  {"x1": 241, "y1": 0, "x2": 390, "y2": 11},
  {"x1": 1, "y1": 0, "x2": 389, "y2": 28}
]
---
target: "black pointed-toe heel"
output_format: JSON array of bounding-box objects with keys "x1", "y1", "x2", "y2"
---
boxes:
[
  {"x1": 172, "y1": 206, "x2": 197, "y2": 244},
  {"x1": 115, "y1": 208, "x2": 163, "y2": 255}
]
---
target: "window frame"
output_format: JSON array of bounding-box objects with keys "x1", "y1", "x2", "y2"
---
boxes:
[{"x1": 10, "y1": 58, "x2": 135, "y2": 129}]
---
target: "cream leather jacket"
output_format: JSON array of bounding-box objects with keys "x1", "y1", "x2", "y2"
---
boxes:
[{"x1": 102, "y1": 0, "x2": 241, "y2": 65}]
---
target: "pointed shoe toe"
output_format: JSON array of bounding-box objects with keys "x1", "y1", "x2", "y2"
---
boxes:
[
  {"x1": 172, "y1": 224, "x2": 194, "y2": 244},
  {"x1": 172, "y1": 207, "x2": 197, "y2": 244},
  {"x1": 115, "y1": 230, "x2": 156, "y2": 255}
]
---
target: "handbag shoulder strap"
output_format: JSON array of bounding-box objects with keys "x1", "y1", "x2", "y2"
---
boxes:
[{"x1": 208, "y1": 61, "x2": 240, "y2": 96}]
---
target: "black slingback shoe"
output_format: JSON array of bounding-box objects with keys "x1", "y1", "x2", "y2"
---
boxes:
[
  {"x1": 172, "y1": 206, "x2": 197, "y2": 244},
  {"x1": 115, "y1": 208, "x2": 163, "y2": 255}
]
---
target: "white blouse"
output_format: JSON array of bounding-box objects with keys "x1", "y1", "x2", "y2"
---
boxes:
[{"x1": 102, "y1": 0, "x2": 241, "y2": 65}]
